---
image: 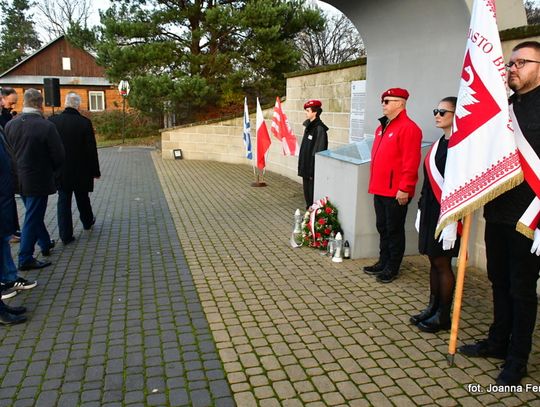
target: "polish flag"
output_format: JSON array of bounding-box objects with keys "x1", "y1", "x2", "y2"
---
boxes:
[
  {"x1": 256, "y1": 97, "x2": 271, "y2": 170},
  {"x1": 271, "y1": 97, "x2": 298, "y2": 156},
  {"x1": 436, "y1": 0, "x2": 522, "y2": 237}
]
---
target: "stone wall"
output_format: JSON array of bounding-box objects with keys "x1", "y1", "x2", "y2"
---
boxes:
[{"x1": 161, "y1": 62, "x2": 366, "y2": 182}]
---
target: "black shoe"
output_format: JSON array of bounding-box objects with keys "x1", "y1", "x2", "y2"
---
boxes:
[
  {"x1": 41, "y1": 240, "x2": 56, "y2": 256},
  {"x1": 417, "y1": 306, "x2": 451, "y2": 333},
  {"x1": 376, "y1": 268, "x2": 398, "y2": 283},
  {"x1": 9, "y1": 277, "x2": 37, "y2": 291},
  {"x1": 0, "y1": 309, "x2": 27, "y2": 325},
  {"x1": 62, "y1": 236, "x2": 76, "y2": 245},
  {"x1": 0, "y1": 288, "x2": 17, "y2": 300},
  {"x1": 3, "y1": 304, "x2": 26, "y2": 315},
  {"x1": 363, "y1": 261, "x2": 385, "y2": 275},
  {"x1": 19, "y1": 259, "x2": 52, "y2": 271},
  {"x1": 83, "y1": 217, "x2": 96, "y2": 230},
  {"x1": 410, "y1": 295, "x2": 438, "y2": 325},
  {"x1": 458, "y1": 339, "x2": 507, "y2": 360},
  {"x1": 496, "y1": 360, "x2": 527, "y2": 385}
]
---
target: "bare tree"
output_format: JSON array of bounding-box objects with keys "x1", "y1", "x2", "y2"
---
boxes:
[
  {"x1": 35, "y1": 0, "x2": 91, "y2": 40},
  {"x1": 296, "y1": 12, "x2": 365, "y2": 69},
  {"x1": 524, "y1": 0, "x2": 540, "y2": 24}
]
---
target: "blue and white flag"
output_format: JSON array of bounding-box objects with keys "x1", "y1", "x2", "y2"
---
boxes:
[{"x1": 243, "y1": 97, "x2": 253, "y2": 160}]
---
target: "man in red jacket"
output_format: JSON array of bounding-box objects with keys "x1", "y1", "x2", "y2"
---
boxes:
[{"x1": 364, "y1": 88, "x2": 422, "y2": 283}]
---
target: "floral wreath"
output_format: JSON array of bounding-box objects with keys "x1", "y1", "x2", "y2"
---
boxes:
[{"x1": 301, "y1": 197, "x2": 341, "y2": 249}]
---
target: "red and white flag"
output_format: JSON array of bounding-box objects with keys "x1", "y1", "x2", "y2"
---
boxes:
[
  {"x1": 271, "y1": 97, "x2": 298, "y2": 156},
  {"x1": 436, "y1": 0, "x2": 523, "y2": 236},
  {"x1": 256, "y1": 97, "x2": 271, "y2": 170}
]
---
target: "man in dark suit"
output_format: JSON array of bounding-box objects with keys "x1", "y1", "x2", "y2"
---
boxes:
[
  {"x1": 49, "y1": 93, "x2": 100, "y2": 244},
  {"x1": 5, "y1": 89, "x2": 64, "y2": 270}
]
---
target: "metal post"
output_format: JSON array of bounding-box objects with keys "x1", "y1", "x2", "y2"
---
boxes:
[{"x1": 122, "y1": 97, "x2": 126, "y2": 144}]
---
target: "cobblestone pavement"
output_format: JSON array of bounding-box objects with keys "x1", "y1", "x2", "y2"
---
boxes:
[
  {"x1": 1, "y1": 146, "x2": 539, "y2": 407},
  {"x1": 0, "y1": 147, "x2": 233, "y2": 407},
  {"x1": 153, "y1": 151, "x2": 540, "y2": 407}
]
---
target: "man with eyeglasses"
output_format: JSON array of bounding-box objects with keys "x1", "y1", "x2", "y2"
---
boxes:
[
  {"x1": 458, "y1": 41, "x2": 540, "y2": 386},
  {"x1": 364, "y1": 87, "x2": 422, "y2": 283}
]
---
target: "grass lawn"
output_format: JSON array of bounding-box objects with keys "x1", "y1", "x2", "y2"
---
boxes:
[{"x1": 96, "y1": 134, "x2": 160, "y2": 148}]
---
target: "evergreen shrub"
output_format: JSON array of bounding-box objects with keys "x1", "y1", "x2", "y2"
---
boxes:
[{"x1": 89, "y1": 110, "x2": 161, "y2": 140}]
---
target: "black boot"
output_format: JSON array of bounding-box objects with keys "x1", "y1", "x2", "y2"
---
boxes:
[
  {"x1": 410, "y1": 295, "x2": 438, "y2": 325},
  {"x1": 417, "y1": 305, "x2": 451, "y2": 333}
]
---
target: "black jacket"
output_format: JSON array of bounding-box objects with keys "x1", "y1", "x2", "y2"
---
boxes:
[
  {"x1": 0, "y1": 129, "x2": 16, "y2": 235},
  {"x1": 418, "y1": 136, "x2": 460, "y2": 257},
  {"x1": 49, "y1": 108, "x2": 100, "y2": 192},
  {"x1": 5, "y1": 112, "x2": 65, "y2": 196},
  {"x1": 298, "y1": 117, "x2": 328, "y2": 178},
  {"x1": 484, "y1": 86, "x2": 540, "y2": 225},
  {"x1": 0, "y1": 108, "x2": 14, "y2": 129}
]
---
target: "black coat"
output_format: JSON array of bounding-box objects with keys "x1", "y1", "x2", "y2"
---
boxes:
[
  {"x1": 5, "y1": 112, "x2": 65, "y2": 196},
  {"x1": 0, "y1": 129, "x2": 16, "y2": 236},
  {"x1": 484, "y1": 85, "x2": 540, "y2": 225},
  {"x1": 49, "y1": 108, "x2": 100, "y2": 192},
  {"x1": 418, "y1": 136, "x2": 460, "y2": 257},
  {"x1": 298, "y1": 117, "x2": 328, "y2": 178},
  {"x1": 0, "y1": 108, "x2": 14, "y2": 129}
]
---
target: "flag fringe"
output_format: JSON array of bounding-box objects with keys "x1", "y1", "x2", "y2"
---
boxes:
[
  {"x1": 516, "y1": 221, "x2": 535, "y2": 240},
  {"x1": 435, "y1": 171, "x2": 524, "y2": 238}
]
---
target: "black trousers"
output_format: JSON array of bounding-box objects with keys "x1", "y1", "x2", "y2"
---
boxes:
[
  {"x1": 302, "y1": 177, "x2": 314, "y2": 209},
  {"x1": 374, "y1": 195, "x2": 409, "y2": 272},
  {"x1": 485, "y1": 222, "x2": 540, "y2": 363},
  {"x1": 57, "y1": 189, "x2": 94, "y2": 242}
]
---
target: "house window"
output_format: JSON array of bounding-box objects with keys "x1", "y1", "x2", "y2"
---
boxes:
[
  {"x1": 62, "y1": 57, "x2": 71, "y2": 70},
  {"x1": 89, "y1": 91, "x2": 105, "y2": 111}
]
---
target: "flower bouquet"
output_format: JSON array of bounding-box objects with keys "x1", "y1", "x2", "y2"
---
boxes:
[{"x1": 301, "y1": 197, "x2": 341, "y2": 250}]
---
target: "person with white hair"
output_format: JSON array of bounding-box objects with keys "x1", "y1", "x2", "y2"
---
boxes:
[{"x1": 49, "y1": 92, "x2": 101, "y2": 244}]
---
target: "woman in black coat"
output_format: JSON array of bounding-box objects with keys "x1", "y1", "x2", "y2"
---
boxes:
[
  {"x1": 298, "y1": 99, "x2": 328, "y2": 209},
  {"x1": 411, "y1": 96, "x2": 460, "y2": 333}
]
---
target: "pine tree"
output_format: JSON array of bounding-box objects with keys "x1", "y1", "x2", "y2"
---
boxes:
[
  {"x1": 96, "y1": 0, "x2": 323, "y2": 123},
  {"x1": 0, "y1": 0, "x2": 41, "y2": 73}
]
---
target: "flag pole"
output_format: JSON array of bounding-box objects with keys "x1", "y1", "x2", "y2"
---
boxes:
[{"x1": 447, "y1": 213, "x2": 473, "y2": 366}]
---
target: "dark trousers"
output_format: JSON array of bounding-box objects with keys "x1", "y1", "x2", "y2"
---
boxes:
[
  {"x1": 302, "y1": 177, "x2": 314, "y2": 209},
  {"x1": 57, "y1": 189, "x2": 94, "y2": 242},
  {"x1": 485, "y1": 222, "x2": 540, "y2": 363},
  {"x1": 19, "y1": 196, "x2": 50, "y2": 266},
  {"x1": 374, "y1": 195, "x2": 409, "y2": 272}
]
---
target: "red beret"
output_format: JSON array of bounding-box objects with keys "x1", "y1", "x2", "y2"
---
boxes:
[
  {"x1": 381, "y1": 88, "x2": 409, "y2": 101},
  {"x1": 304, "y1": 99, "x2": 322, "y2": 109}
]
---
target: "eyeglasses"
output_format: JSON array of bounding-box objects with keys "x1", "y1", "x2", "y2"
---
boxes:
[
  {"x1": 505, "y1": 59, "x2": 540, "y2": 70},
  {"x1": 382, "y1": 99, "x2": 401, "y2": 105},
  {"x1": 433, "y1": 109, "x2": 454, "y2": 117}
]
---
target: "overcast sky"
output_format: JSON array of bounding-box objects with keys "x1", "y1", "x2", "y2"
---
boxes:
[{"x1": 87, "y1": 0, "x2": 110, "y2": 26}]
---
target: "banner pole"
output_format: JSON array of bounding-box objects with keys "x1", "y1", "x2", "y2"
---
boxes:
[{"x1": 447, "y1": 213, "x2": 473, "y2": 366}]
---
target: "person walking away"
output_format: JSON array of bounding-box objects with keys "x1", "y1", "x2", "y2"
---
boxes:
[
  {"x1": 49, "y1": 93, "x2": 100, "y2": 244},
  {"x1": 5, "y1": 89, "x2": 64, "y2": 270}
]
